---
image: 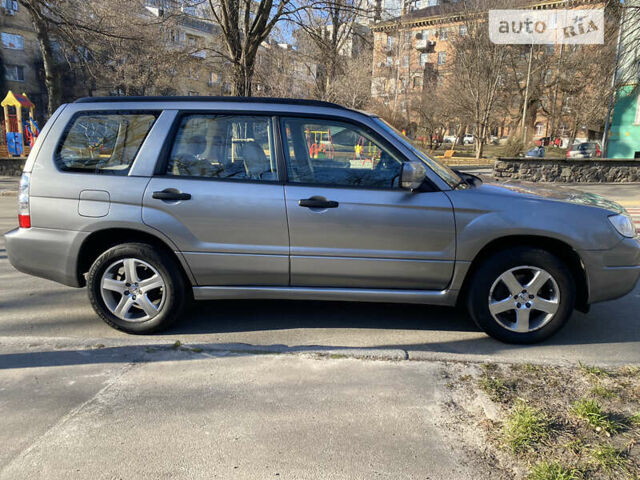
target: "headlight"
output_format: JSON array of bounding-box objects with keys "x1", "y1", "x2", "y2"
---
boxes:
[{"x1": 608, "y1": 214, "x2": 637, "y2": 238}]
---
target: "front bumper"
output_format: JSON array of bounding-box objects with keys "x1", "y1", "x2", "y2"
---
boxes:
[
  {"x1": 4, "y1": 227, "x2": 89, "y2": 287},
  {"x1": 581, "y1": 236, "x2": 640, "y2": 304}
]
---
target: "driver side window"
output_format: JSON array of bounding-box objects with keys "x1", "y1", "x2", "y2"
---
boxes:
[{"x1": 281, "y1": 117, "x2": 405, "y2": 189}]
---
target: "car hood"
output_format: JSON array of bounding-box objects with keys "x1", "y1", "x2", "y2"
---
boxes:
[{"x1": 480, "y1": 180, "x2": 626, "y2": 214}]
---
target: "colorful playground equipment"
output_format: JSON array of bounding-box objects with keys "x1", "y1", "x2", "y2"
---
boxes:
[
  {"x1": 1, "y1": 91, "x2": 40, "y2": 156},
  {"x1": 306, "y1": 128, "x2": 335, "y2": 160}
]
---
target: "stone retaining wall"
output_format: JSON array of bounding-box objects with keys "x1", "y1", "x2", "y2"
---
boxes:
[
  {"x1": 0, "y1": 158, "x2": 26, "y2": 176},
  {"x1": 494, "y1": 158, "x2": 640, "y2": 183}
]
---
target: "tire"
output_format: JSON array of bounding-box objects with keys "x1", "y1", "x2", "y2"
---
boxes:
[
  {"x1": 87, "y1": 242, "x2": 187, "y2": 334},
  {"x1": 467, "y1": 247, "x2": 576, "y2": 344}
]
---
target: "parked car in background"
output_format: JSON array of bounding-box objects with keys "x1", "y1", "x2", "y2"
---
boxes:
[
  {"x1": 5, "y1": 96, "x2": 640, "y2": 344},
  {"x1": 463, "y1": 134, "x2": 474, "y2": 145},
  {"x1": 567, "y1": 142, "x2": 602, "y2": 159},
  {"x1": 526, "y1": 146, "x2": 546, "y2": 158},
  {"x1": 443, "y1": 135, "x2": 457, "y2": 144}
]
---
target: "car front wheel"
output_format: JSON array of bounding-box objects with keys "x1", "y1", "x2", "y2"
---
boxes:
[
  {"x1": 467, "y1": 247, "x2": 576, "y2": 344},
  {"x1": 87, "y1": 242, "x2": 187, "y2": 334}
]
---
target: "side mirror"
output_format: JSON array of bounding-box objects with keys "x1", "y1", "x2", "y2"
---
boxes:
[{"x1": 401, "y1": 161, "x2": 427, "y2": 191}]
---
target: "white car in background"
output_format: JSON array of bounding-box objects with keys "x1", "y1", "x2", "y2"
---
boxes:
[{"x1": 463, "y1": 134, "x2": 474, "y2": 145}]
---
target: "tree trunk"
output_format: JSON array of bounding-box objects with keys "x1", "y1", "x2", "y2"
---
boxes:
[{"x1": 24, "y1": 4, "x2": 61, "y2": 116}]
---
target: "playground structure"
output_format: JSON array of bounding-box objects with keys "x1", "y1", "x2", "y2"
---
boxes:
[
  {"x1": 306, "y1": 128, "x2": 335, "y2": 160},
  {"x1": 1, "y1": 91, "x2": 40, "y2": 157}
]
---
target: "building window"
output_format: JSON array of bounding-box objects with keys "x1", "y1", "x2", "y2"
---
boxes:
[
  {"x1": 413, "y1": 77, "x2": 423, "y2": 88},
  {"x1": 420, "y1": 53, "x2": 429, "y2": 66},
  {"x1": 4, "y1": 64, "x2": 24, "y2": 82},
  {"x1": 1, "y1": 0, "x2": 18, "y2": 13},
  {"x1": 459, "y1": 25, "x2": 467, "y2": 36},
  {"x1": 387, "y1": 36, "x2": 395, "y2": 48},
  {"x1": 438, "y1": 28, "x2": 448, "y2": 40},
  {"x1": 535, "y1": 122, "x2": 545, "y2": 136},
  {"x1": 385, "y1": 55, "x2": 393, "y2": 67},
  {"x1": 437, "y1": 52, "x2": 447, "y2": 65},
  {"x1": 402, "y1": 55, "x2": 409, "y2": 67},
  {"x1": 1, "y1": 32, "x2": 23, "y2": 49}
]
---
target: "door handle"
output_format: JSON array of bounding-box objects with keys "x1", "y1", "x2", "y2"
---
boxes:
[
  {"x1": 298, "y1": 198, "x2": 339, "y2": 209},
  {"x1": 152, "y1": 190, "x2": 191, "y2": 201}
]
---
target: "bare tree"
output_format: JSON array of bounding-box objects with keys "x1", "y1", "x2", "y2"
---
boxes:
[
  {"x1": 444, "y1": 14, "x2": 508, "y2": 159},
  {"x1": 206, "y1": 0, "x2": 316, "y2": 96},
  {"x1": 292, "y1": 0, "x2": 369, "y2": 99}
]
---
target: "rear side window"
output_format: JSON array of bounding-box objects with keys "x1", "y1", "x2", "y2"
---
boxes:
[
  {"x1": 56, "y1": 112, "x2": 158, "y2": 174},
  {"x1": 166, "y1": 114, "x2": 277, "y2": 181}
]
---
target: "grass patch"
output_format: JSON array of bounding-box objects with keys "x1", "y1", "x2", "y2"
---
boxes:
[
  {"x1": 504, "y1": 402, "x2": 551, "y2": 454},
  {"x1": 589, "y1": 384, "x2": 617, "y2": 399},
  {"x1": 479, "y1": 375, "x2": 512, "y2": 403},
  {"x1": 527, "y1": 461, "x2": 581, "y2": 480},
  {"x1": 630, "y1": 412, "x2": 640, "y2": 426},
  {"x1": 570, "y1": 398, "x2": 621, "y2": 436},
  {"x1": 590, "y1": 444, "x2": 629, "y2": 474},
  {"x1": 578, "y1": 362, "x2": 610, "y2": 378},
  {"x1": 171, "y1": 340, "x2": 182, "y2": 350}
]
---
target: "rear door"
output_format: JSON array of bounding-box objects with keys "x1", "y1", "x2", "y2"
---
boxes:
[
  {"x1": 281, "y1": 116, "x2": 456, "y2": 290},
  {"x1": 142, "y1": 113, "x2": 289, "y2": 286}
]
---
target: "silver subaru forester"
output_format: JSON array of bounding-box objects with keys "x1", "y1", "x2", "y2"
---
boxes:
[{"x1": 5, "y1": 97, "x2": 640, "y2": 343}]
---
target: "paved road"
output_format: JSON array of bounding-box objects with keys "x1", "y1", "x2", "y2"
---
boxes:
[
  {"x1": 1, "y1": 195, "x2": 639, "y2": 366},
  {"x1": 0, "y1": 346, "x2": 494, "y2": 480}
]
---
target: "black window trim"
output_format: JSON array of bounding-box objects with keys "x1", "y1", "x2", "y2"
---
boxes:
[
  {"x1": 154, "y1": 110, "x2": 282, "y2": 185},
  {"x1": 53, "y1": 109, "x2": 161, "y2": 176}
]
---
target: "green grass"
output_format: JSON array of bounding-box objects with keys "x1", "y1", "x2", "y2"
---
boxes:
[
  {"x1": 479, "y1": 375, "x2": 512, "y2": 403},
  {"x1": 570, "y1": 398, "x2": 621, "y2": 435},
  {"x1": 504, "y1": 402, "x2": 551, "y2": 454},
  {"x1": 527, "y1": 461, "x2": 581, "y2": 480},
  {"x1": 171, "y1": 340, "x2": 182, "y2": 350},
  {"x1": 630, "y1": 412, "x2": 640, "y2": 426},
  {"x1": 590, "y1": 444, "x2": 629, "y2": 473},
  {"x1": 589, "y1": 384, "x2": 617, "y2": 399},
  {"x1": 578, "y1": 362, "x2": 610, "y2": 378}
]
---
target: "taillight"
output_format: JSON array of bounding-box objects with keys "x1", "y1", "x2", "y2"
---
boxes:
[
  {"x1": 596, "y1": 145, "x2": 601, "y2": 157},
  {"x1": 566, "y1": 146, "x2": 572, "y2": 158},
  {"x1": 18, "y1": 172, "x2": 30, "y2": 228}
]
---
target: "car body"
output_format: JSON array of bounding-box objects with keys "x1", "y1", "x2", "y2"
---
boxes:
[
  {"x1": 442, "y1": 135, "x2": 457, "y2": 144},
  {"x1": 462, "y1": 134, "x2": 474, "y2": 145},
  {"x1": 567, "y1": 142, "x2": 602, "y2": 158},
  {"x1": 525, "y1": 146, "x2": 546, "y2": 158},
  {"x1": 5, "y1": 97, "x2": 640, "y2": 342}
]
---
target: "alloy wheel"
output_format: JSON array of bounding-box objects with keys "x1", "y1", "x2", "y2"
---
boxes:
[
  {"x1": 488, "y1": 266, "x2": 560, "y2": 333},
  {"x1": 100, "y1": 258, "x2": 166, "y2": 322}
]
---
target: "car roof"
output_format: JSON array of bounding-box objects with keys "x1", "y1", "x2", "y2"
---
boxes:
[{"x1": 75, "y1": 95, "x2": 350, "y2": 110}]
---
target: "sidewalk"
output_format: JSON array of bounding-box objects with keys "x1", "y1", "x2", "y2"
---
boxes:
[{"x1": 0, "y1": 176, "x2": 17, "y2": 197}]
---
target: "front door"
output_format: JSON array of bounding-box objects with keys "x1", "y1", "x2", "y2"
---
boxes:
[
  {"x1": 143, "y1": 113, "x2": 289, "y2": 286},
  {"x1": 281, "y1": 116, "x2": 456, "y2": 290}
]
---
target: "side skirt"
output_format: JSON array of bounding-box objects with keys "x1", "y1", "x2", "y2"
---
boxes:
[{"x1": 192, "y1": 286, "x2": 459, "y2": 306}]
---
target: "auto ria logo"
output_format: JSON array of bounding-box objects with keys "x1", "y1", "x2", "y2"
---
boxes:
[{"x1": 488, "y1": 9, "x2": 604, "y2": 44}]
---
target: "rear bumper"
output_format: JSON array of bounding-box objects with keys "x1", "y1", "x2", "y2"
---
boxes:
[
  {"x1": 4, "y1": 227, "x2": 89, "y2": 287},
  {"x1": 581, "y1": 237, "x2": 640, "y2": 304}
]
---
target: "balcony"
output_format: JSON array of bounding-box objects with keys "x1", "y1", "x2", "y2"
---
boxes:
[{"x1": 416, "y1": 40, "x2": 436, "y2": 53}]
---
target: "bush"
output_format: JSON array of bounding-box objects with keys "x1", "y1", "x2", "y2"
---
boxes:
[{"x1": 502, "y1": 136, "x2": 525, "y2": 157}]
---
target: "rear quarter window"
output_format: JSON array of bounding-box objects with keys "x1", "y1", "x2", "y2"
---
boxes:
[{"x1": 55, "y1": 111, "x2": 158, "y2": 174}]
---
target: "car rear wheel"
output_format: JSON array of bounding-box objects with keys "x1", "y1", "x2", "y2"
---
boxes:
[
  {"x1": 87, "y1": 243, "x2": 187, "y2": 334},
  {"x1": 467, "y1": 247, "x2": 576, "y2": 344}
]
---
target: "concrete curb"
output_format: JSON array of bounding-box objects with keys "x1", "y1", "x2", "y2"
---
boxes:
[{"x1": 2, "y1": 335, "x2": 632, "y2": 367}]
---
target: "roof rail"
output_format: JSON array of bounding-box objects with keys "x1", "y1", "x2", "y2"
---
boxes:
[{"x1": 74, "y1": 95, "x2": 348, "y2": 110}]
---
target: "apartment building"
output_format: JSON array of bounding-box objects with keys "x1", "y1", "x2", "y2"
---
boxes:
[
  {"x1": 144, "y1": 0, "x2": 231, "y2": 96},
  {"x1": 0, "y1": 0, "x2": 46, "y2": 122},
  {"x1": 370, "y1": 0, "x2": 607, "y2": 141}
]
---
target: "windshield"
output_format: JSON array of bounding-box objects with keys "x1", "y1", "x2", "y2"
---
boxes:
[{"x1": 372, "y1": 117, "x2": 462, "y2": 189}]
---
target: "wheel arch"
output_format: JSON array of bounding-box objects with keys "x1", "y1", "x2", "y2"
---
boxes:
[
  {"x1": 458, "y1": 235, "x2": 589, "y2": 313},
  {"x1": 76, "y1": 228, "x2": 194, "y2": 288}
]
